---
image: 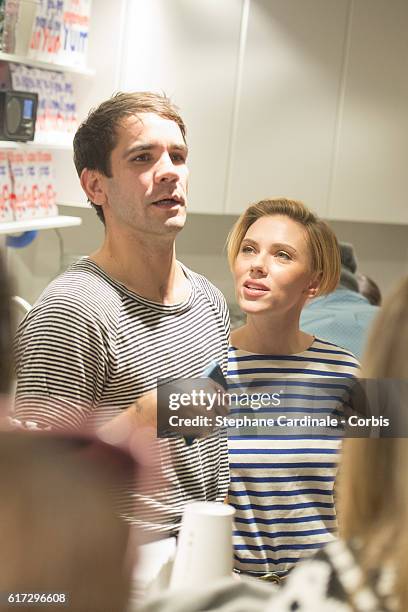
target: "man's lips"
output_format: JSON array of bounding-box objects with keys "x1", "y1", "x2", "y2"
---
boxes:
[{"x1": 151, "y1": 196, "x2": 185, "y2": 207}]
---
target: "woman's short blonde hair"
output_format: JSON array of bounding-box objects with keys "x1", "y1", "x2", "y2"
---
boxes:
[{"x1": 226, "y1": 198, "x2": 340, "y2": 296}]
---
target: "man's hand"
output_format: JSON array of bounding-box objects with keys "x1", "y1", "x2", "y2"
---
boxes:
[
  {"x1": 99, "y1": 375, "x2": 229, "y2": 448},
  {"x1": 157, "y1": 377, "x2": 229, "y2": 438},
  {"x1": 97, "y1": 388, "x2": 157, "y2": 455}
]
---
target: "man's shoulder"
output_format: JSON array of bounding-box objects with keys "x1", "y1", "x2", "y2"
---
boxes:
[
  {"x1": 185, "y1": 265, "x2": 227, "y2": 307},
  {"x1": 23, "y1": 259, "x2": 124, "y2": 328},
  {"x1": 41, "y1": 258, "x2": 121, "y2": 307}
]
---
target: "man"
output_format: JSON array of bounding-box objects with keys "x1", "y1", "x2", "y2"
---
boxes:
[
  {"x1": 300, "y1": 242, "x2": 379, "y2": 359},
  {"x1": 14, "y1": 92, "x2": 230, "y2": 536}
]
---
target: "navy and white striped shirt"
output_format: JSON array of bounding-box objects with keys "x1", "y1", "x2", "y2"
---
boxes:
[
  {"x1": 227, "y1": 338, "x2": 359, "y2": 575},
  {"x1": 14, "y1": 257, "x2": 230, "y2": 535}
]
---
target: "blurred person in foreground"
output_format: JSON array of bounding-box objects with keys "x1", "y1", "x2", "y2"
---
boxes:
[
  {"x1": 141, "y1": 276, "x2": 408, "y2": 611},
  {"x1": 0, "y1": 252, "x2": 135, "y2": 612},
  {"x1": 13, "y1": 92, "x2": 230, "y2": 537},
  {"x1": 0, "y1": 432, "x2": 135, "y2": 612},
  {"x1": 300, "y1": 242, "x2": 379, "y2": 359},
  {"x1": 225, "y1": 199, "x2": 359, "y2": 579}
]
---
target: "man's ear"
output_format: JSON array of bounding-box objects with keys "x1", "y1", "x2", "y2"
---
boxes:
[
  {"x1": 80, "y1": 168, "x2": 107, "y2": 206},
  {"x1": 305, "y1": 273, "x2": 322, "y2": 299}
]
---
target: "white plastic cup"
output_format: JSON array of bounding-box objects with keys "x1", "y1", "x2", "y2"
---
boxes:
[{"x1": 170, "y1": 501, "x2": 235, "y2": 589}]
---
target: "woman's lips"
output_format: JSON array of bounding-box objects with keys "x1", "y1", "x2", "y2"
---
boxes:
[{"x1": 242, "y1": 283, "x2": 269, "y2": 298}]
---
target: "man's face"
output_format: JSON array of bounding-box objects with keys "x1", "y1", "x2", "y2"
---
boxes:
[{"x1": 98, "y1": 113, "x2": 189, "y2": 237}]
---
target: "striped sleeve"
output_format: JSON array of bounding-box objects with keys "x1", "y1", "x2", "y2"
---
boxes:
[{"x1": 14, "y1": 295, "x2": 111, "y2": 430}]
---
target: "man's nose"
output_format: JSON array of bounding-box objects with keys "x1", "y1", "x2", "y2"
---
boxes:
[{"x1": 155, "y1": 154, "x2": 180, "y2": 182}]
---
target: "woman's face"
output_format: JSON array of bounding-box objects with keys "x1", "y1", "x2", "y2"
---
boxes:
[{"x1": 233, "y1": 215, "x2": 319, "y2": 316}]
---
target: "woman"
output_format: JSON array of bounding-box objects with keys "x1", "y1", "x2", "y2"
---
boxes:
[{"x1": 226, "y1": 198, "x2": 360, "y2": 579}]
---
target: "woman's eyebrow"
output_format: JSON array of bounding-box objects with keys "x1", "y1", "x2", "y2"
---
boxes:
[
  {"x1": 242, "y1": 238, "x2": 297, "y2": 252},
  {"x1": 271, "y1": 242, "x2": 297, "y2": 253}
]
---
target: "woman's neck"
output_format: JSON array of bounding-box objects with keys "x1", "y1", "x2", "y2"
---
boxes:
[{"x1": 231, "y1": 312, "x2": 314, "y2": 355}]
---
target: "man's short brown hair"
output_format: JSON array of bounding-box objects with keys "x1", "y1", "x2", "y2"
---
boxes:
[{"x1": 73, "y1": 92, "x2": 187, "y2": 224}]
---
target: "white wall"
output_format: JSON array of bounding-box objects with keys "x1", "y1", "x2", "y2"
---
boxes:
[
  {"x1": 226, "y1": 0, "x2": 350, "y2": 215},
  {"x1": 328, "y1": 0, "x2": 408, "y2": 223}
]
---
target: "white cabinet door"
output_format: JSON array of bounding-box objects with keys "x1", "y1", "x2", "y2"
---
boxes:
[
  {"x1": 119, "y1": 0, "x2": 243, "y2": 214},
  {"x1": 226, "y1": 0, "x2": 349, "y2": 216},
  {"x1": 328, "y1": 0, "x2": 408, "y2": 224}
]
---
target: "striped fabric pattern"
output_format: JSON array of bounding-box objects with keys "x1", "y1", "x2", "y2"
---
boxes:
[
  {"x1": 227, "y1": 338, "x2": 359, "y2": 575},
  {"x1": 14, "y1": 257, "x2": 230, "y2": 535}
]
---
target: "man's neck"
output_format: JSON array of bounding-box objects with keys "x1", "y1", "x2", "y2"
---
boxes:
[{"x1": 89, "y1": 231, "x2": 190, "y2": 305}]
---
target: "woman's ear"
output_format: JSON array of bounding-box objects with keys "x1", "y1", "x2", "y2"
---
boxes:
[
  {"x1": 305, "y1": 273, "x2": 323, "y2": 298},
  {"x1": 80, "y1": 168, "x2": 107, "y2": 207}
]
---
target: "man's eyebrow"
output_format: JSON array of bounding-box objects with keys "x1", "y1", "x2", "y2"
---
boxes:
[{"x1": 124, "y1": 143, "x2": 189, "y2": 157}]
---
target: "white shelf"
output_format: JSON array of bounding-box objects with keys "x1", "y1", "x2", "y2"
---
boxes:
[
  {"x1": 0, "y1": 51, "x2": 94, "y2": 76},
  {"x1": 0, "y1": 215, "x2": 82, "y2": 235},
  {"x1": 0, "y1": 140, "x2": 72, "y2": 151}
]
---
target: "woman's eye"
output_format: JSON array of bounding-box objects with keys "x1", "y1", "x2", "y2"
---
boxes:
[
  {"x1": 276, "y1": 251, "x2": 291, "y2": 260},
  {"x1": 241, "y1": 245, "x2": 255, "y2": 254}
]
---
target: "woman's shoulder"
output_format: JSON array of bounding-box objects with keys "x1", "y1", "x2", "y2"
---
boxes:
[{"x1": 308, "y1": 337, "x2": 360, "y2": 369}]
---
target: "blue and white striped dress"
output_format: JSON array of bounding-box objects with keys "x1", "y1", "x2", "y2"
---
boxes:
[{"x1": 227, "y1": 338, "x2": 359, "y2": 576}]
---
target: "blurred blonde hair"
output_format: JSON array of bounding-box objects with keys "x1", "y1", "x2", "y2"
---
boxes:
[
  {"x1": 339, "y1": 276, "x2": 408, "y2": 610},
  {"x1": 226, "y1": 198, "x2": 340, "y2": 296},
  {"x1": 0, "y1": 432, "x2": 134, "y2": 612}
]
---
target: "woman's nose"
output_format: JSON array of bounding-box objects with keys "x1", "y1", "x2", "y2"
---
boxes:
[{"x1": 250, "y1": 255, "x2": 267, "y2": 274}]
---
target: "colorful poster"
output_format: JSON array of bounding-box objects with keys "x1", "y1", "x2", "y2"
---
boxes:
[
  {"x1": 8, "y1": 150, "x2": 29, "y2": 221},
  {"x1": 28, "y1": 0, "x2": 64, "y2": 63},
  {"x1": 9, "y1": 63, "x2": 78, "y2": 145},
  {"x1": 37, "y1": 151, "x2": 57, "y2": 217},
  {"x1": 5, "y1": 150, "x2": 57, "y2": 221},
  {"x1": 28, "y1": 0, "x2": 92, "y2": 68},
  {"x1": 0, "y1": 150, "x2": 13, "y2": 222}
]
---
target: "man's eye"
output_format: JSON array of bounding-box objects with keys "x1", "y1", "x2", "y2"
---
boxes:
[
  {"x1": 131, "y1": 154, "x2": 151, "y2": 162},
  {"x1": 171, "y1": 153, "x2": 186, "y2": 163}
]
